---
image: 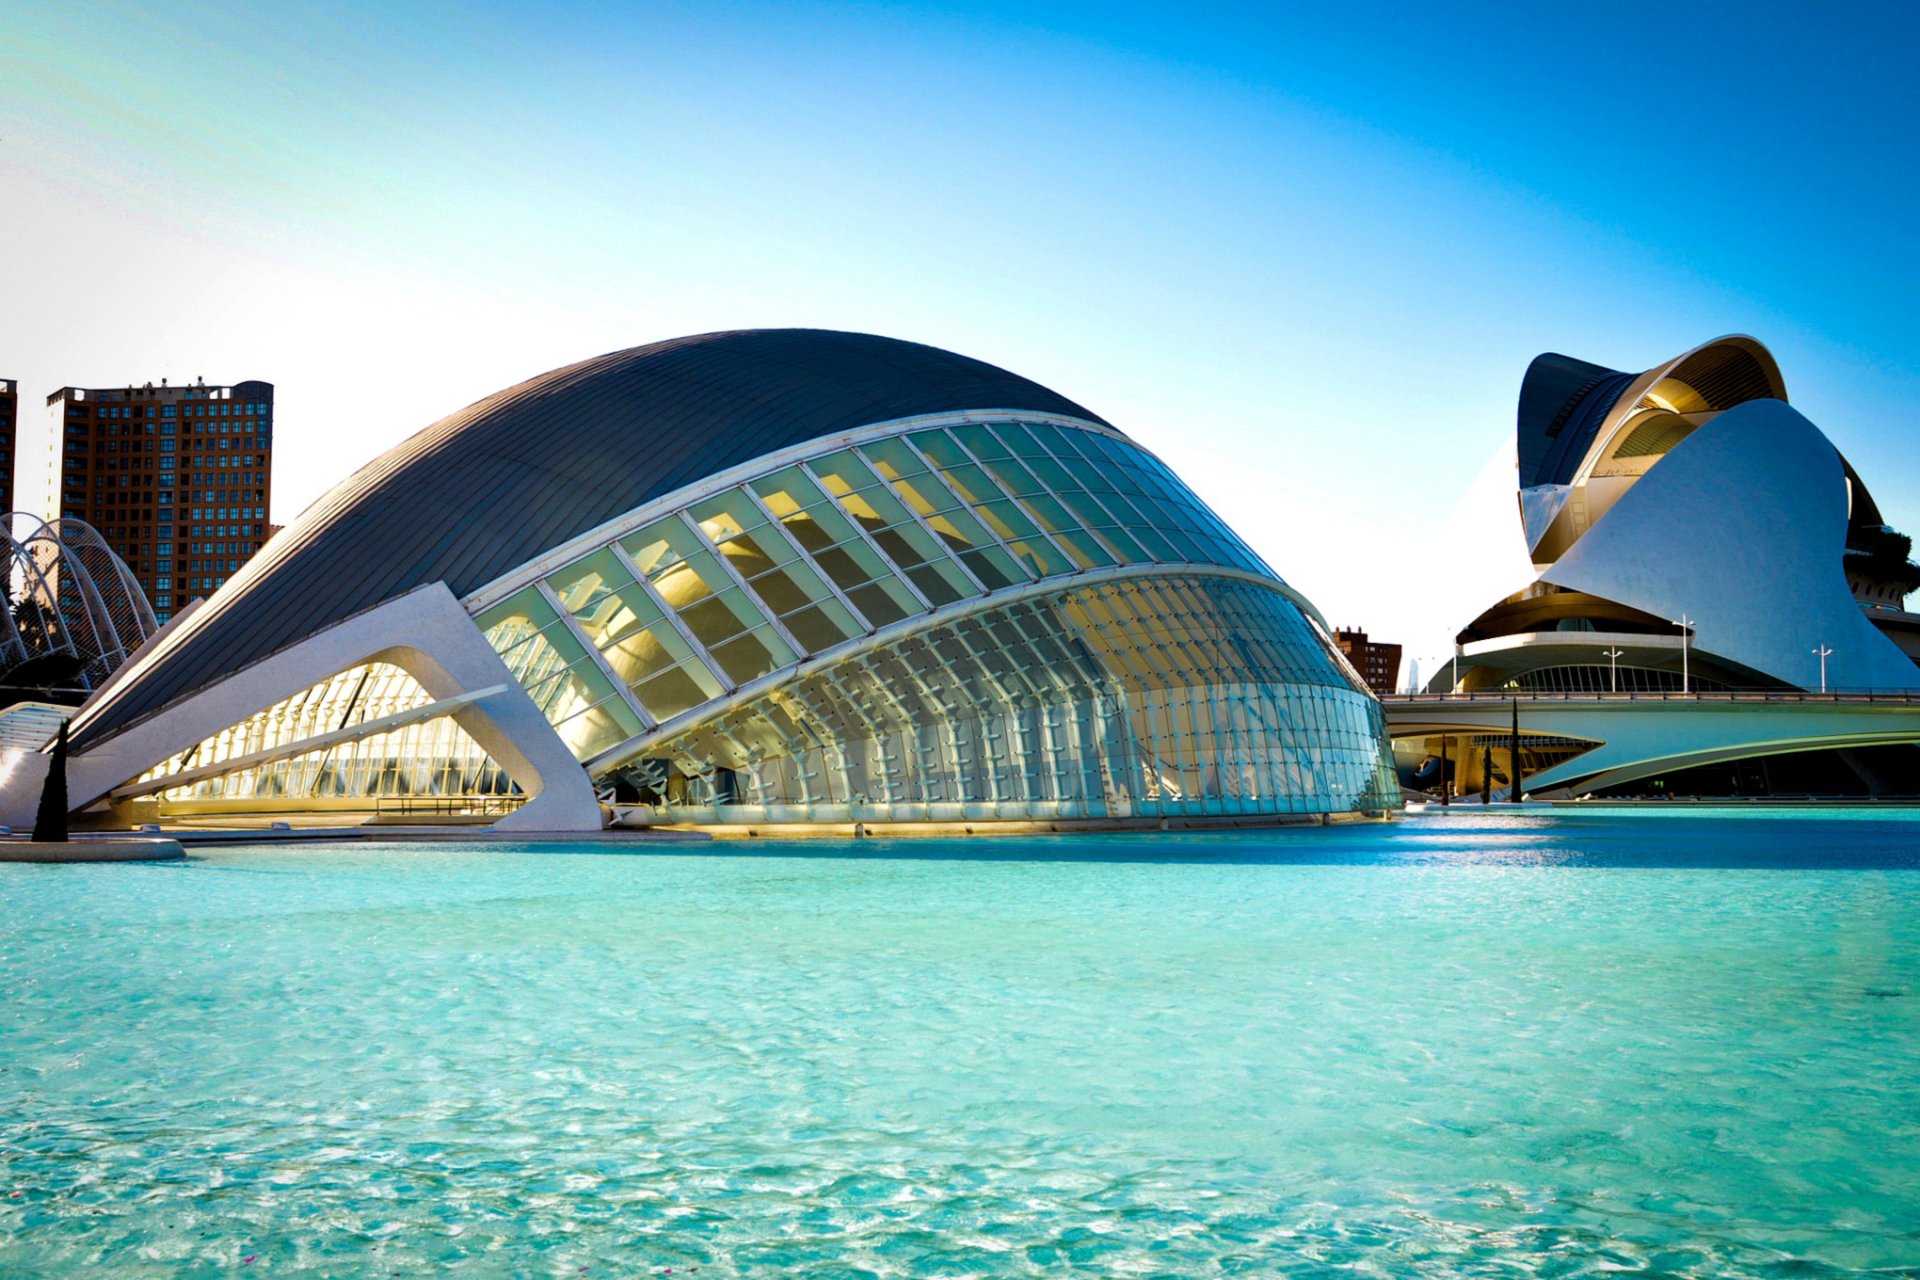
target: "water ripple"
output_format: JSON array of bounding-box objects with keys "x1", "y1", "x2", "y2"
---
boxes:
[{"x1": 3, "y1": 813, "x2": 1918, "y2": 1275}]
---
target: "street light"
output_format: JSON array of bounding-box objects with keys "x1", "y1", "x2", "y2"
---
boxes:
[
  {"x1": 1813, "y1": 644, "x2": 1834, "y2": 693},
  {"x1": 1602, "y1": 646, "x2": 1625, "y2": 693},
  {"x1": 1672, "y1": 614, "x2": 1695, "y2": 693}
]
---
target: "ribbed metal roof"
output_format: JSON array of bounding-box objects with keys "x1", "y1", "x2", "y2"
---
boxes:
[{"x1": 73, "y1": 329, "x2": 1109, "y2": 749}]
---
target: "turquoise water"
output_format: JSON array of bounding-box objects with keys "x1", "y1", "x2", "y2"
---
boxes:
[{"x1": 3, "y1": 812, "x2": 1918, "y2": 1277}]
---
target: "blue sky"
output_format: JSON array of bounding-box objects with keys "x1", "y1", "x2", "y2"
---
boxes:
[{"x1": 4, "y1": 0, "x2": 1915, "y2": 672}]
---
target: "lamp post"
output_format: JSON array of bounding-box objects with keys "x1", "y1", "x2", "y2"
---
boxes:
[
  {"x1": 1672, "y1": 614, "x2": 1695, "y2": 693},
  {"x1": 1602, "y1": 646, "x2": 1625, "y2": 693},
  {"x1": 1510, "y1": 697, "x2": 1522, "y2": 802},
  {"x1": 1813, "y1": 644, "x2": 1833, "y2": 693}
]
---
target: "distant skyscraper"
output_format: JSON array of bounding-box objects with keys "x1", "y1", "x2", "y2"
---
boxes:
[
  {"x1": 0, "y1": 378, "x2": 16, "y2": 516},
  {"x1": 39, "y1": 378, "x2": 273, "y2": 623},
  {"x1": 1334, "y1": 627, "x2": 1403, "y2": 697}
]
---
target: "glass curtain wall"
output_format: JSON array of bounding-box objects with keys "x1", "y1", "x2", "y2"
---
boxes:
[
  {"x1": 616, "y1": 574, "x2": 1396, "y2": 823},
  {"x1": 128, "y1": 417, "x2": 1391, "y2": 816},
  {"x1": 474, "y1": 418, "x2": 1292, "y2": 756},
  {"x1": 139, "y1": 661, "x2": 516, "y2": 803}
]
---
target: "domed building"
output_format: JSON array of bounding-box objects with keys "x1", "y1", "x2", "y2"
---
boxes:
[{"x1": 13, "y1": 330, "x2": 1396, "y2": 832}]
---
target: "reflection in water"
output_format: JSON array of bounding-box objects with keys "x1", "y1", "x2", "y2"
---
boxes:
[{"x1": 2, "y1": 811, "x2": 1916, "y2": 1276}]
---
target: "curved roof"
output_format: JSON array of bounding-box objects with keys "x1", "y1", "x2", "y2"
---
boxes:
[
  {"x1": 1516, "y1": 336, "x2": 1785, "y2": 491},
  {"x1": 74, "y1": 329, "x2": 1109, "y2": 749},
  {"x1": 1539, "y1": 398, "x2": 1920, "y2": 692}
]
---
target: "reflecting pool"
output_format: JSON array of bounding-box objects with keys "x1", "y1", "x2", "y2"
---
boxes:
[{"x1": 3, "y1": 810, "x2": 1918, "y2": 1276}]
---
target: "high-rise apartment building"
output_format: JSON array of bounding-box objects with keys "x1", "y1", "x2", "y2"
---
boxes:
[
  {"x1": 38, "y1": 378, "x2": 273, "y2": 623},
  {"x1": 0, "y1": 378, "x2": 16, "y2": 515},
  {"x1": 1334, "y1": 627, "x2": 1403, "y2": 697}
]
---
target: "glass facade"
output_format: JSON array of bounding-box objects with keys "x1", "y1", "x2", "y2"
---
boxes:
[
  {"x1": 459, "y1": 416, "x2": 1394, "y2": 823},
  {"x1": 138, "y1": 662, "x2": 514, "y2": 803},
  {"x1": 621, "y1": 575, "x2": 1396, "y2": 823},
  {"x1": 126, "y1": 415, "x2": 1396, "y2": 825}
]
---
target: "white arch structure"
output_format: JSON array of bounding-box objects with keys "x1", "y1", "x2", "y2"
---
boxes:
[{"x1": 0, "y1": 513, "x2": 157, "y2": 690}]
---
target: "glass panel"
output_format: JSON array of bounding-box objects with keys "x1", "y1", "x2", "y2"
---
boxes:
[
  {"x1": 546, "y1": 549, "x2": 653, "y2": 650},
  {"x1": 690, "y1": 489, "x2": 865, "y2": 649},
  {"x1": 634, "y1": 664, "x2": 717, "y2": 723},
  {"x1": 754, "y1": 466, "x2": 921, "y2": 625},
  {"x1": 552, "y1": 698, "x2": 638, "y2": 759},
  {"x1": 906, "y1": 430, "x2": 1070, "y2": 579},
  {"x1": 809, "y1": 452, "x2": 977, "y2": 605},
  {"x1": 860, "y1": 437, "x2": 1029, "y2": 589},
  {"x1": 623, "y1": 519, "x2": 716, "y2": 608},
  {"x1": 1014, "y1": 491, "x2": 1114, "y2": 570},
  {"x1": 1009, "y1": 438, "x2": 1152, "y2": 564},
  {"x1": 746, "y1": 567, "x2": 812, "y2": 615},
  {"x1": 545, "y1": 547, "x2": 636, "y2": 623},
  {"x1": 601, "y1": 616, "x2": 701, "y2": 688},
  {"x1": 990, "y1": 421, "x2": 1061, "y2": 462},
  {"x1": 708, "y1": 628, "x2": 786, "y2": 685},
  {"x1": 781, "y1": 603, "x2": 853, "y2": 652},
  {"x1": 623, "y1": 574, "x2": 1397, "y2": 823},
  {"x1": 474, "y1": 587, "x2": 646, "y2": 756},
  {"x1": 949, "y1": 422, "x2": 1012, "y2": 460},
  {"x1": 623, "y1": 516, "x2": 797, "y2": 679},
  {"x1": 846, "y1": 581, "x2": 910, "y2": 626},
  {"x1": 939, "y1": 434, "x2": 1117, "y2": 571}
]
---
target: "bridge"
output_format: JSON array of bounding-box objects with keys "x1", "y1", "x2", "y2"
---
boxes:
[{"x1": 1381, "y1": 691, "x2": 1920, "y2": 797}]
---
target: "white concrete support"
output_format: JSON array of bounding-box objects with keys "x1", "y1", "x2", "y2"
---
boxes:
[{"x1": 3, "y1": 583, "x2": 603, "y2": 832}]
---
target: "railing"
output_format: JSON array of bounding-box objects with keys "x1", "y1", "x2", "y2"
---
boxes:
[
  {"x1": 1383, "y1": 690, "x2": 1920, "y2": 704},
  {"x1": 374, "y1": 795, "x2": 526, "y2": 818}
]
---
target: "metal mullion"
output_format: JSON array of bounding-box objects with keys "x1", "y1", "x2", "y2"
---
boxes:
[
  {"x1": 853, "y1": 648, "x2": 934, "y2": 808},
  {"x1": 605, "y1": 541, "x2": 736, "y2": 693},
  {"x1": 849, "y1": 443, "x2": 989, "y2": 596},
  {"x1": 818, "y1": 665, "x2": 885, "y2": 810},
  {"x1": 1025, "y1": 427, "x2": 1161, "y2": 560},
  {"x1": 740, "y1": 484, "x2": 876, "y2": 634},
  {"x1": 913, "y1": 624, "x2": 994, "y2": 806},
  {"x1": 1028, "y1": 612, "x2": 1105, "y2": 808},
  {"x1": 707, "y1": 719, "x2": 765, "y2": 807},
  {"x1": 947, "y1": 618, "x2": 1033, "y2": 807},
  {"x1": 895, "y1": 434, "x2": 1034, "y2": 578},
  {"x1": 796, "y1": 460, "x2": 935, "y2": 613},
  {"x1": 577, "y1": 561, "x2": 1290, "y2": 777},
  {"x1": 987, "y1": 423, "x2": 1138, "y2": 566},
  {"x1": 533, "y1": 578, "x2": 656, "y2": 731},
  {"x1": 758, "y1": 693, "x2": 829, "y2": 807},
  {"x1": 673, "y1": 509, "x2": 804, "y2": 659},
  {"x1": 784, "y1": 681, "x2": 850, "y2": 807},
  {"x1": 1008, "y1": 612, "x2": 1070, "y2": 805},
  {"x1": 1079, "y1": 609, "x2": 1144, "y2": 812},
  {"x1": 940, "y1": 431, "x2": 1078, "y2": 572},
  {"x1": 871, "y1": 630, "x2": 966, "y2": 811}
]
